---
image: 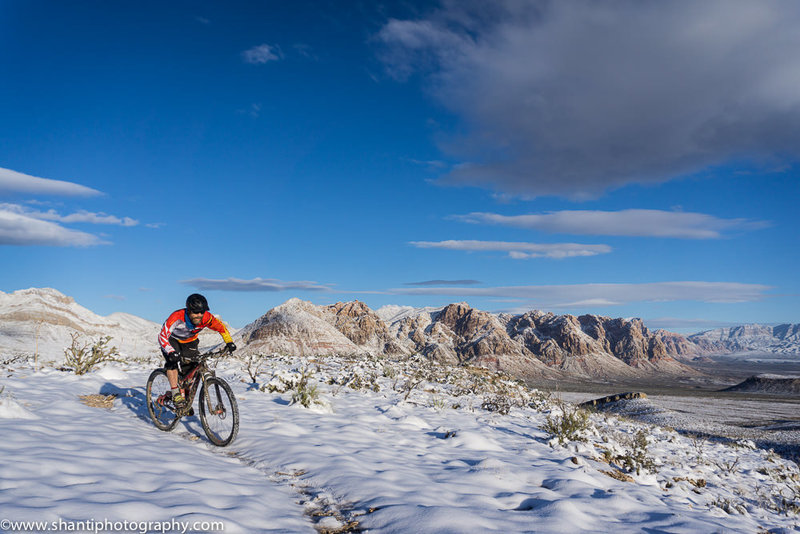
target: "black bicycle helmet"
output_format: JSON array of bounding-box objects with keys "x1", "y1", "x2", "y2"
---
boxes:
[{"x1": 186, "y1": 293, "x2": 209, "y2": 314}]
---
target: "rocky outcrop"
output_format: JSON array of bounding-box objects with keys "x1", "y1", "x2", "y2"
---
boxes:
[
  {"x1": 385, "y1": 302, "x2": 556, "y2": 378},
  {"x1": 325, "y1": 301, "x2": 406, "y2": 355},
  {"x1": 653, "y1": 330, "x2": 701, "y2": 358},
  {"x1": 236, "y1": 298, "x2": 361, "y2": 356},
  {"x1": 236, "y1": 298, "x2": 699, "y2": 380},
  {"x1": 434, "y1": 303, "x2": 528, "y2": 363},
  {"x1": 579, "y1": 392, "x2": 648, "y2": 408},
  {"x1": 505, "y1": 310, "x2": 685, "y2": 369},
  {"x1": 722, "y1": 374, "x2": 800, "y2": 395}
]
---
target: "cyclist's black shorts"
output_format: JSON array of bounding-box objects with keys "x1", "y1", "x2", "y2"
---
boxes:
[{"x1": 162, "y1": 338, "x2": 200, "y2": 370}]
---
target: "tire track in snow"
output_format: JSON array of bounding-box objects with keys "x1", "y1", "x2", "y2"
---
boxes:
[{"x1": 119, "y1": 382, "x2": 365, "y2": 533}]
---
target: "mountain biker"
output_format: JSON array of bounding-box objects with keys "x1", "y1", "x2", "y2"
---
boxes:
[{"x1": 158, "y1": 293, "x2": 236, "y2": 405}]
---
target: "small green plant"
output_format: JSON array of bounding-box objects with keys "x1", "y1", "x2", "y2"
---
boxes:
[
  {"x1": 328, "y1": 366, "x2": 381, "y2": 395},
  {"x1": 761, "y1": 463, "x2": 800, "y2": 515},
  {"x1": 430, "y1": 396, "x2": 448, "y2": 411},
  {"x1": 382, "y1": 364, "x2": 397, "y2": 379},
  {"x1": 63, "y1": 334, "x2": 121, "y2": 375},
  {"x1": 528, "y1": 389, "x2": 553, "y2": 411},
  {"x1": 262, "y1": 369, "x2": 299, "y2": 393},
  {"x1": 394, "y1": 364, "x2": 427, "y2": 401},
  {"x1": 710, "y1": 498, "x2": 747, "y2": 515},
  {"x1": 542, "y1": 400, "x2": 591, "y2": 445},
  {"x1": 291, "y1": 367, "x2": 321, "y2": 408},
  {"x1": 616, "y1": 429, "x2": 658, "y2": 475},
  {"x1": 481, "y1": 394, "x2": 512, "y2": 415}
]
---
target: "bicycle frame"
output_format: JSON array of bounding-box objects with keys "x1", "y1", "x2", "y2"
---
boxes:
[
  {"x1": 148, "y1": 345, "x2": 238, "y2": 445},
  {"x1": 156, "y1": 347, "x2": 228, "y2": 416}
]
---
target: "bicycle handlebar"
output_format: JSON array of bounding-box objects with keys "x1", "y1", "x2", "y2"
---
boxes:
[{"x1": 182, "y1": 346, "x2": 232, "y2": 363}]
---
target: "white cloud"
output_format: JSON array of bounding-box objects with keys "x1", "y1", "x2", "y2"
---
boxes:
[
  {"x1": 390, "y1": 281, "x2": 772, "y2": 307},
  {"x1": 404, "y1": 279, "x2": 482, "y2": 286},
  {"x1": 181, "y1": 277, "x2": 334, "y2": 292},
  {"x1": 0, "y1": 208, "x2": 107, "y2": 246},
  {"x1": 452, "y1": 210, "x2": 768, "y2": 239},
  {"x1": 0, "y1": 167, "x2": 101, "y2": 196},
  {"x1": 242, "y1": 44, "x2": 281, "y2": 64},
  {"x1": 40, "y1": 210, "x2": 138, "y2": 226},
  {"x1": 410, "y1": 239, "x2": 611, "y2": 258},
  {"x1": 378, "y1": 1, "x2": 800, "y2": 198},
  {"x1": 0, "y1": 204, "x2": 139, "y2": 227}
]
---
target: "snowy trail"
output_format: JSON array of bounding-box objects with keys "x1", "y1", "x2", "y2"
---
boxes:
[
  {"x1": 2, "y1": 360, "x2": 799, "y2": 533},
  {"x1": 0, "y1": 368, "x2": 313, "y2": 533}
]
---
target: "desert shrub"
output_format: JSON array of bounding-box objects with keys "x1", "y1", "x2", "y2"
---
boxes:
[
  {"x1": 714, "y1": 456, "x2": 741, "y2": 475},
  {"x1": 689, "y1": 435, "x2": 709, "y2": 465},
  {"x1": 63, "y1": 334, "x2": 120, "y2": 375},
  {"x1": 262, "y1": 369, "x2": 304, "y2": 393},
  {"x1": 393, "y1": 358, "x2": 431, "y2": 401},
  {"x1": 481, "y1": 394, "x2": 513, "y2": 415},
  {"x1": 615, "y1": 429, "x2": 658, "y2": 475},
  {"x1": 382, "y1": 364, "x2": 397, "y2": 379},
  {"x1": 430, "y1": 396, "x2": 448, "y2": 410},
  {"x1": 528, "y1": 389, "x2": 553, "y2": 411},
  {"x1": 710, "y1": 498, "x2": 748, "y2": 515},
  {"x1": 542, "y1": 400, "x2": 591, "y2": 445},
  {"x1": 242, "y1": 353, "x2": 269, "y2": 383},
  {"x1": 291, "y1": 367, "x2": 321, "y2": 408},
  {"x1": 0, "y1": 354, "x2": 27, "y2": 368},
  {"x1": 262, "y1": 366, "x2": 323, "y2": 408},
  {"x1": 328, "y1": 366, "x2": 380, "y2": 394},
  {"x1": 761, "y1": 463, "x2": 800, "y2": 515}
]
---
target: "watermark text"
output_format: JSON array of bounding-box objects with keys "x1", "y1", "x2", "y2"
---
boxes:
[{"x1": 0, "y1": 518, "x2": 224, "y2": 533}]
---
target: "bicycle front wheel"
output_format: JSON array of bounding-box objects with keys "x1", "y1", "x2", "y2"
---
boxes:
[
  {"x1": 146, "y1": 369, "x2": 180, "y2": 431},
  {"x1": 199, "y1": 377, "x2": 239, "y2": 446}
]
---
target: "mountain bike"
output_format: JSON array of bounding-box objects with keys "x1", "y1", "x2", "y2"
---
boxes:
[{"x1": 146, "y1": 346, "x2": 239, "y2": 446}]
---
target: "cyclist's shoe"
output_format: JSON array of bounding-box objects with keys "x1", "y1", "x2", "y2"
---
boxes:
[{"x1": 172, "y1": 391, "x2": 186, "y2": 406}]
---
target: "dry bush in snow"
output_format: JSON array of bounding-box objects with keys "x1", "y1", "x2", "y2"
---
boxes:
[{"x1": 63, "y1": 334, "x2": 120, "y2": 375}]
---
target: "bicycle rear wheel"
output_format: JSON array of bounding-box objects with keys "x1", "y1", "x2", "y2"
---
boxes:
[
  {"x1": 199, "y1": 377, "x2": 239, "y2": 446},
  {"x1": 146, "y1": 369, "x2": 180, "y2": 431}
]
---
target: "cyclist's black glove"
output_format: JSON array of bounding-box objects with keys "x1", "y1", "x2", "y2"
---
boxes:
[
  {"x1": 166, "y1": 350, "x2": 180, "y2": 364},
  {"x1": 226, "y1": 342, "x2": 237, "y2": 353}
]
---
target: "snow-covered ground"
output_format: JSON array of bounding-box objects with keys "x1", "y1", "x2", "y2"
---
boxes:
[{"x1": 2, "y1": 354, "x2": 799, "y2": 533}]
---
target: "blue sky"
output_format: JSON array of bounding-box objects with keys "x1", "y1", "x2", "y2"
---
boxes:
[{"x1": 1, "y1": 0, "x2": 798, "y2": 332}]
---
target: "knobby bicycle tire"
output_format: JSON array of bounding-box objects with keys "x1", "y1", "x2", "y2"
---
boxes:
[
  {"x1": 199, "y1": 377, "x2": 239, "y2": 447},
  {"x1": 146, "y1": 368, "x2": 180, "y2": 431}
]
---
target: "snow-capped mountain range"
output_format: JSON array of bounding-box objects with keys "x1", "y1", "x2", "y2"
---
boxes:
[
  {"x1": 0, "y1": 288, "x2": 160, "y2": 362},
  {"x1": 1, "y1": 288, "x2": 797, "y2": 377},
  {"x1": 234, "y1": 298, "x2": 698, "y2": 381},
  {"x1": 689, "y1": 324, "x2": 800, "y2": 355},
  {"x1": 0, "y1": 288, "x2": 222, "y2": 363}
]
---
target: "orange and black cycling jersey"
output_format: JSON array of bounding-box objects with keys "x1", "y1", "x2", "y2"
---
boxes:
[{"x1": 158, "y1": 309, "x2": 233, "y2": 354}]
